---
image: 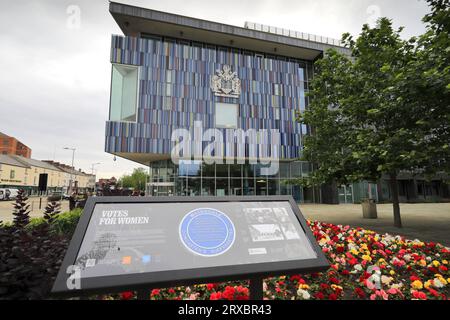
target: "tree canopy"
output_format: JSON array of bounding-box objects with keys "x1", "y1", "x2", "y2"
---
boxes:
[
  {"x1": 118, "y1": 168, "x2": 149, "y2": 191},
  {"x1": 297, "y1": 0, "x2": 450, "y2": 227}
]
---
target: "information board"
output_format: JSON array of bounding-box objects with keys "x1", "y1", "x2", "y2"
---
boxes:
[{"x1": 52, "y1": 196, "x2": 329, "y2": 296}]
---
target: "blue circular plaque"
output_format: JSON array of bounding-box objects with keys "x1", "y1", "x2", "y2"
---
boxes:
[{"x1": 179, "y1": 208, "x2": 235, "y2": 257}]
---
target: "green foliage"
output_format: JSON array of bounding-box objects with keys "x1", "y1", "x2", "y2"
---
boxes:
[
  {"x1": 118, "y1": 167, "x2": 149, "y2": 191},
  {"x1": 299, "y1": 5, "x2": 449, "y2": 185},
  {"x1": 12, "y1": 189, "x2": 30, "y2": 230},
  {"x1": 43, "y1": 201, "x2": 61, "y2": 225},
  {"x1": 27, "y1": 208, "x2": 82, "y2": 236}
]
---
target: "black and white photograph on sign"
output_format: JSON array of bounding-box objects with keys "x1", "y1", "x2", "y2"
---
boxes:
[
  {"x1": 281, "y1": 223, "x2": 301, "y2": 240},
  {"x1": 244, "y1": 207, "x2": 278, "y2": 224},
  {"x1": 73, "y1": 201, "x2": 317, "y2": 279},
  {"x1": 274, "y1": 207, "x2": 291, "y2": 223},
  {"x1": 249, "y1": 224, "x2": 285, "y2": 242}
]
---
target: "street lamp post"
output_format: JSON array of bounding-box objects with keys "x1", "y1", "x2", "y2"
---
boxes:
[
  {"x1": 63, "y1": 147, "x2": 76, "y2": 194},
  {"x1": 91, "y1": 162, "x2": 101, "y2": 193}
]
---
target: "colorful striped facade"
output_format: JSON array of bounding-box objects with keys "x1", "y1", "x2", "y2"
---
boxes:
[{"x1": 105, "y1": 35, "x2": 312, "y2": 160}]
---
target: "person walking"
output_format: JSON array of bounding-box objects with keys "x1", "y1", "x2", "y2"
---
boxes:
[{"x1": 69, "y1": 192, "x2": 77, "y2": 211}]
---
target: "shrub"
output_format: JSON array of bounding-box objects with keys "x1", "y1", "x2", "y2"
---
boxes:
[
  {"x1": 27, "y1": 208, "x2": 82, "y2": 237},
  {"x1": 0, "y1": 203, "x2": 81, "y2": 299},
  {"x1": 0, "y1": 225, "x2": 69, "y2": 299}
]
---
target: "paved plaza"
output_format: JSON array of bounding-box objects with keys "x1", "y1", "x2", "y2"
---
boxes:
[
  {"x1": 0, "y1": 198, "x2": 70, "y2": 223},
  {"x1": 301, "y1": 203, "x2": 450, "y2": 246}
]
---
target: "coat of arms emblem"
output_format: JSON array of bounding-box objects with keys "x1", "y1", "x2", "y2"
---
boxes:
[{"x1": 211, "y1": 65, "x2": 241, "y2": 98}]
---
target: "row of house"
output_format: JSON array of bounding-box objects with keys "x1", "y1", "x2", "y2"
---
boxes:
[{"x1": 0, "y1": 154, "x2": 95, "y2": 195}]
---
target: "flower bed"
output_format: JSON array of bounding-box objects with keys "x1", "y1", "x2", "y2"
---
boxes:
[{"x1": 115, "y1": 221, "x2": 449, "y2": 300}]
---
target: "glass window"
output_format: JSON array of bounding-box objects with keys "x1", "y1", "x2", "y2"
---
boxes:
[
  {"x1": 10, "y1": 170, "x2": 15, "y2": 179},
  {"x1": 280, "y1": 162, "x2": 290, "y2": 179},
  {"x1": 201, "y1": 163, "x2": 215, "y2": 178},
  {"x1": 256, "y1": 178, "x2": 267, "y2": 195},
  {"x1": 290, "y1": 162, "x2": 302, "y2": 178},
  {"x1": 110, "y1": 64, "x2": 138, "y2": 122},
  {"x1": 215, "y1": 164, "x2": 229, "y2": 178},
  {"x1": 201, "y1": 178, "x2": 215, "y2": 196},
  {"x1": 230, "y1": 178, "x2": 243, "y2": 196},
  {"x1": 179, "y1": 160, "x2": 201, "y2": 177},
  {"x1": 243, "y1": 178, "x2": 255, "y2": 195},
  {"x1": 216, "y1": 178, "x2": 229, "y2": 196},
  {"x1": 215, "y1": 103, "x2": 238, "y2": 128}
]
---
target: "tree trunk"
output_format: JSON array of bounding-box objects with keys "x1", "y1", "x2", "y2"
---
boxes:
[{"x1": 389, "y1": 173, "x2": 402, "y2": 228}]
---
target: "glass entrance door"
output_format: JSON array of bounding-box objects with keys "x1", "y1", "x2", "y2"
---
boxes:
[{"x1": 338, "y1": 185, "x2": 354, "y2": 204}]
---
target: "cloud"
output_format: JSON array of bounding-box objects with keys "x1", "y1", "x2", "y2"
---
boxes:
[{"x1": 0, "y1": 0, "x2": 430, "y2": 179}]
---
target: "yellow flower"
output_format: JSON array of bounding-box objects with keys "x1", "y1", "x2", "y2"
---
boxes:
[
  {"x1": 351, "y1": 249, "x2": 359, "y2": 255},
  {"x1": 411, "y1": 280, "x2": 423, "y2": 290},
  {"x1": 432, "y1": 260, "x2": 440, "y2": 267},
  {"x1": 299, "y1": 284, "x2": 309, "y2": 290},
  {"x1": 331, "y1": 285, "x2": 343, "y2": 291},
  {"x1": 442, "y1": 260, "x2": 448, "y2": 265},
  {"x1": 419, "y1": 259, "x2": 427, "y2": 267},
  {"x1": 361, "y1": 244, "x2": 368, "y2": 250},
  {"x1": 390, "y1": 270, "x2": 396, "y2": 276},
  {"x1": 362, "y1": 255, "x2": 372, "y2": 262},
  {"x1": 424, "y1": 280, "x2": 432, "y2": 289}
]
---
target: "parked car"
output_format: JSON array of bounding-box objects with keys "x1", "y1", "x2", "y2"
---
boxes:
[
  {"x1": 47, "y1": 192, "x2": 64, "y2": 202},
  {"x1": 0, "y1": 188, "x2": 19, "y2": 201}
]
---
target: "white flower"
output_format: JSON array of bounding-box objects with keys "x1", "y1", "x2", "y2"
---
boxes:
[
  {"x1": 403, "y1": 254, "x2": 411, "y2": 262},
  {"x1": 434, "y1": 278, "x2": 444, "y2": 288},
  {"x1": 381, "y1": 275, "x2": 392, "y2": 285},
  {"x1": 297, "y1": 289, "x2": 310, "y2": 300},
  {"x1": 354, "y1": 264, "x2": 363, "y2": 271}
]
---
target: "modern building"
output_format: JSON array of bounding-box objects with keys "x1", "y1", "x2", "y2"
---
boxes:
[
  {"x1": 0, "y1": 132, "x2": 32, "y2": 158},
  {"x1": 105, "y1": 2, "x2": 449, "y2": 203}
]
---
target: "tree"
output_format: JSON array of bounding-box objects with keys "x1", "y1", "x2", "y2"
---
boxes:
[
  {"x1": 297, "y1": 2, "x2": 449, "y2": 228},
  {"x1": 118, "y1": 168, "x2": 149, "y2": 191},
  {"x1": 12, "y1": 189, "x2": 30, "y2": 229}
]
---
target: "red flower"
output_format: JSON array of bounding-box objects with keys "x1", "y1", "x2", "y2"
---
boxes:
[
  {"x1": 341, "y1": 270, "x2": 350, "y2": 276},
  {"x1": 427, "y1": 288, "x2": 439, "y2": 297},
  {"x1": 206, "y1": 283, "x2": 215, "y2": 291},
  {"x1": 151, "y1": 289, "x2": 160, "y2": 296},
  {"x1": 290, "y1": 275, "x2": 302, "y2": 283},
  {"x1": 439, "y1": 265, "x2": 448, "y2": 272},
  {"x1": 222, "y1": 286, "x2": 236, "y2": 300},
  {"x1": 412, "y1": 291, "x2": 427, "y2": 300},
  {"x1": 320, "y1": 283, "x2": 329, "y2": 290},
  {"x1": 314, "y1": 292, "x2": 325, "y2": 300},
  {"x1": 410, "y1": 275, "x2": 420, "y2": 282},
  {"x1": 168, "y1": 288, "x2": 175, "y2": 294},
  {"x1": 121, "y1": 291, "x2": 134, "y2": 300},
  {"x1": 329, "y1": 277, "x2": 340, "y2": 285},
  {"x1": 354, "y1": 287, "x2": 366, "y2": 299},
  {"x1": 210, "y1": 292, "x2": 222, "y2": 300},
  {"x1": 328, "y1": 293, "x2": 338, "y2": 300}
]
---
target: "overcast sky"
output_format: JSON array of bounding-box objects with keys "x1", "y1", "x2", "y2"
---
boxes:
[{"x1": 0, "y1": 0, "x2": 430, "y2": 179}]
